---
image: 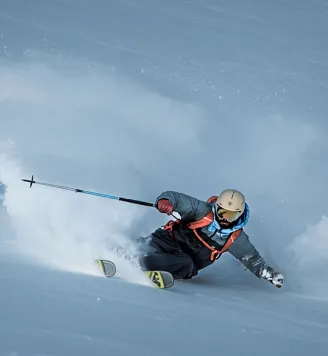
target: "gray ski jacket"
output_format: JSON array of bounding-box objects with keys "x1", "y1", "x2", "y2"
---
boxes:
[{"x1": 156, "y1": 191, "x2": 268, "y2": 279}]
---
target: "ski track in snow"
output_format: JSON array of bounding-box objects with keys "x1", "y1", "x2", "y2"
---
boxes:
[{"x1": 1, "y1": 0, "x2": 328, "y2": 355}]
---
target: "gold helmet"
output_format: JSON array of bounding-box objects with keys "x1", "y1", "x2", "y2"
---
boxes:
[{"x1": 215, "y1": 189, "x2": 245, "y2": 223}]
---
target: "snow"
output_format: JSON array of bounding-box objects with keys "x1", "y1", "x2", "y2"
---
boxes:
[
  {"x1": 1, "y1": 0, "x2": 328, "y2": 355},
  {"x1": 1, "y1": 254, "x2": 328, "y2": 356}
]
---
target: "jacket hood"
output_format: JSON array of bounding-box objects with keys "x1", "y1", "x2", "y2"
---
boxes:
[{"x1": 207, "y1": 203, "x2": 250, "y2": 238}]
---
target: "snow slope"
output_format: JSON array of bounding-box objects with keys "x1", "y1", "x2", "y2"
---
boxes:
[
  {"x1": 1, "y1": 0, "x2": 328, "y2": 355},
  {"x1": 1, "y1": 253, "x2": 328, "y2": 356}
]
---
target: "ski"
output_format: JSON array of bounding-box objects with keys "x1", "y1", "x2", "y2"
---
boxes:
[
  {"x1": 95, "y1": 259, "x2": 174, "y2": 289},
  {"x1": 96, "y1": 259, "x2": 116, "y2": 277},
  {"x1": 144, "y1": 270, "x2": 174, "y2": 289}
]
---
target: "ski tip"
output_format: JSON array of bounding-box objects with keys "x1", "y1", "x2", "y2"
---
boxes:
[
  {"x1": 144, "y1": 270, "x2": 174, "y2": 289},
  {"x1": 95, "y1": 259, "x2": 116, "y2": 277}
]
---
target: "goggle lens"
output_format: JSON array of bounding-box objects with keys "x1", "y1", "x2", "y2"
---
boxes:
[{"x1": 216, "y1": 207, "x2": 240, "y2": 222}]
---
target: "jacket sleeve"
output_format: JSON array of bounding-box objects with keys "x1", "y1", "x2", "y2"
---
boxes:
[
  {"x1": 227, "y1": 230, "x2": 267, "y2": 278},
  {"x1": 155, "y1": 191, "x2": 211, "y2": 221}
]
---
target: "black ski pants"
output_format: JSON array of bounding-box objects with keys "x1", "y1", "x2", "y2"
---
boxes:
[{"x1": 138, "y1": 228, "x2": 215, "y2": 279}]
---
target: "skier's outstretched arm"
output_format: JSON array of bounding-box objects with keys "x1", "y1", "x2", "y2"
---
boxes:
[
  {"x1": 227, "y1": 230, "x2": 284, "y2": 287},
  {"x1": 228, "y1": 230, "x2": 266, "y2": 278},
  {"x1": 155, "y1": 191, "x2": 210, "y2": 221}
]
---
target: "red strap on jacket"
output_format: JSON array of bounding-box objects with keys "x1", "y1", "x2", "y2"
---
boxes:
[{"x1": 193, "y1": 228, "x2": 242, "y2": 260}]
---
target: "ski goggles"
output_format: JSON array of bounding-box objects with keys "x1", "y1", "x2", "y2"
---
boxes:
[{"x1": 216, "y1": 206, "x2": 241, "y2": 223}]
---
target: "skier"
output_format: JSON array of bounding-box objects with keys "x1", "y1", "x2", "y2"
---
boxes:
[{"x1": 138, "y1": 189, "x2": 284, "y2": 288}]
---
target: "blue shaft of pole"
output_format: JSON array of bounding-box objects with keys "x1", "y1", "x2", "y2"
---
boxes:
[{"x1": 81, "y1": 190, "x2": 120, "y2": 200}]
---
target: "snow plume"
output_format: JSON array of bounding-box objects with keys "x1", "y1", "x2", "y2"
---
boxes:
[
  {"x1": 287, "y1": 216, "x2": 328, "y2": 298},
  {"x1": 0, "y1": 153, "x2": 144, "y2": 283},
  {"x1": 0, "y1": 56, "x2": 204, "y2": 285}
]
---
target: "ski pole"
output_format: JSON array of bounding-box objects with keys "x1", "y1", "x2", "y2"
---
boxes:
[{"x1": 21, "y1": 175, "x2": 155, "y2": 207}]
